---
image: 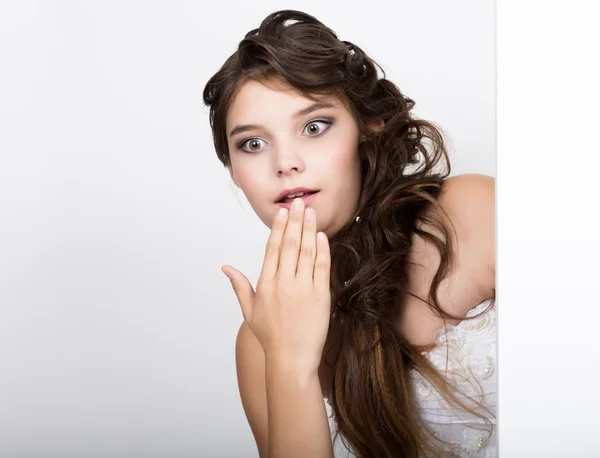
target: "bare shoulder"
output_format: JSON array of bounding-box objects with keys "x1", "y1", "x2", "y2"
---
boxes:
[
  {"x1": 235, "y1": 321, "x2": 269, "y2": 458},
  {"x1": 438, "y1": 174, "x2": 495, "y2": 295},
  {"x1": 438, "y1": 174, "x2": 495, "y2": 216}
]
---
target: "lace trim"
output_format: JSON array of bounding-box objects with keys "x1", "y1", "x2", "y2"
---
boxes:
[{"x1": 323, "y1": 299, "x2": 497, "y2": 457}]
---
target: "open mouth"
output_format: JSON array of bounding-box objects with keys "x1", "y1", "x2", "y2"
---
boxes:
[
  {"x1": 277, "y1": 191, "x2": 319, "y2": 204},
  {"x1": 277, "y1": 191, "x2": 318, "y2": 203}
]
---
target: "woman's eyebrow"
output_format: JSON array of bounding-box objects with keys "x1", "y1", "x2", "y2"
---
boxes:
[
  {"x1": 293, "y1": 101, "x2": 335, "y2": 118},
  {"x1": 228, "y1": 101, "x2": 336, "y2": 138}
]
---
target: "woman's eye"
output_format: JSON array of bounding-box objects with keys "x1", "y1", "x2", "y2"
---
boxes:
[
  {"x1": 304, "y1": 120, "x2": 332, "y2": 136},
  {"x1": 240, "y1": 138, "x2": 264, "y2": 152},
  {"x1": 237, "y1": 120, "x2": 332, "y2": 152}
]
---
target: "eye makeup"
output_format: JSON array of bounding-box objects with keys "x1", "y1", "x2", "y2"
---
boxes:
[{"x1": 234, "y1": 117, "x2": 335, "y2": 153}]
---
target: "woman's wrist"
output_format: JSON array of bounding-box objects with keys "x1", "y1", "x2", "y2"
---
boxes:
[{"x1": 265, "y1": 353, "x2": 320, "y2": 388}]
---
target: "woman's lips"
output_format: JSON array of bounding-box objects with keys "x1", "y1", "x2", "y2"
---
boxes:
[{"x1": 275, "y1": 191, "x2": 319, "y2": 209}]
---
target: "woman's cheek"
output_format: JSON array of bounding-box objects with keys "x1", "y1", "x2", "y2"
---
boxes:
[
  {"x1": 236, "y1": 169, "x2": 271, "y2": 213},
  {"x1": 232, "y1": 162, "x2": 259, "y2": 192}
]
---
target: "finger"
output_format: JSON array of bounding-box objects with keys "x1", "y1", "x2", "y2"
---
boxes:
[
  {"x1": 296, "y1": 207, "x2": 317, "y2": 280},
  {"x1": 259, "y1": 207, "x2": 289, "y2": 280},
  {"x1": 278, "y1": 198, "x2": 305, "y2": 279},
  {"x1": 222, "y1": 265, "x2": 255, "y2": 322},
  {"x1": 313, "y1": 232, "x2": 331, "y2": 291}
]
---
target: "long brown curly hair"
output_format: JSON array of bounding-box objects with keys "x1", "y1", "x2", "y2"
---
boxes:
[{"x1": 203, "y1": 10, "x2": 493, "y2": 457}]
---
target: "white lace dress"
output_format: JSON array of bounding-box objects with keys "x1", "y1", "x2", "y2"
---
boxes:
[{"x1": 323, "y1": 300, "x2": 497, "y2": 457}]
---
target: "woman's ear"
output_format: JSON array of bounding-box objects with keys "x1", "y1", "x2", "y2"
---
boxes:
[
  {"x1": 368, "y1": 118, "x2": 385, "y2": 132},
  {"x1": 361, "y1": 118, "x2": 385, "y2": 141}
]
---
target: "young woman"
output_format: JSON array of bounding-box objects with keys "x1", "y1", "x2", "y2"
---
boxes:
[{"x1": 203, "y1": 9, "x2": 495, "y2": 458}]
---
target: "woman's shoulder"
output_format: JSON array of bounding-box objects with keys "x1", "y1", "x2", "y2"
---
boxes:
[
  {"x1": 438, "y1": 173, "x2": 495, "y2": 296},
  {"x1": 438, "y1": 173, "x2": 495, "y2": 216},
  {"x1": 398, "y1": 174, "x2": 495, "y2": 344}
]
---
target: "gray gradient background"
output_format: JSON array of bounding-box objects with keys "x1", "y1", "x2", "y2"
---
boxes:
[{"x1": 0, "y1": 0, "x2": 494, "y2": 457}]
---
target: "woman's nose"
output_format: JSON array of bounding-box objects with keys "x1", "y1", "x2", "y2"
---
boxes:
[{"x1": 274, "y1": 148, "x2": 305, "y2": 176}]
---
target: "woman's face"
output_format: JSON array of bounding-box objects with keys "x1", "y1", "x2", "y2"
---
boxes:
[{"x1": 225, "y1": 79, "x2": 363, "y2": 238}]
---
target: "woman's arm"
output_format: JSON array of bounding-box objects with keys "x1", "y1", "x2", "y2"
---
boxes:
[
  {"x1": 236, "y1": 322, "x2": 269, "y2": 457},
  {"x1": 226, "y1": 199, "x2": 335, "y2": 458},
  {"x1": 265, "y1": 354, "x2": 333, "y2": 458},
  {"x1": 236, "y1": 321, "x2": 333, "y2": 458}
]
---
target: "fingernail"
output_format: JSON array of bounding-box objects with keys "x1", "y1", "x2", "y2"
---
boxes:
[
  {"x1": 317, "y1": 232, "x2": 327, "y2": 247},
  {"x1": 221, "y1": 266, "x2": 231, "y2": 279},
  {"x1": 277, "y1": 207, "x2": 288, "y2": 219},
  {"x1": 292, "y1": 198, "x2": 302, "y2": 210},
  {"x1": 304, "y1": 207, "x2": 314, "y2": 220}
]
